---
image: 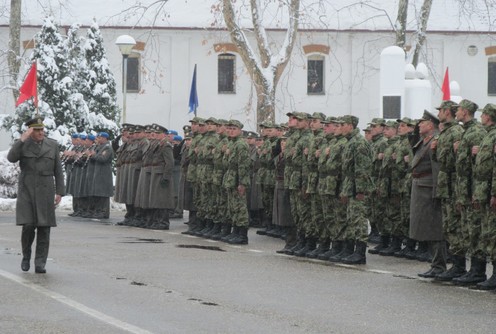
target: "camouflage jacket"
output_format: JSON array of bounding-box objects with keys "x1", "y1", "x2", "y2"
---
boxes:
[
  {"x1": 394, "y1": 134, "x2": 413, "y2": 195},
  {"x1": 455, "y1": 119, "x2": 486, "y2": 205},
  {"x1": 434, "y1": 120, "x2": 464, "y2": 199},
  {"x1": 377, "y1": 136, "x2": 400, "y2": 197},
  {"x1": 340, "y1": 129, "x2": 373, "y2": 197},
  {"x1": 473, "y1": 124, "x2": 496, "y2": 203},
  {"x1": 197, "y1": 131, "x2": 219, "y2": 184},
  {"x1": 186, "y1": 133, "x2": 203, "y2": 183},
  {"x1": 288, "y1": 129, "x2": 313, "y2": 190},
  {"x1": 284, "y1": 129, "x2": 301, "y2": 189},
  {"x1": 306, "y1": 129, "x2": 326, "y2": 193},
  {"x1": 318, "y1": 134, "x2": 347, "y2": 196},
  {"x1": 257, "y1": 137, "x2": 277, "y2": 186},
  {"x1": 222, "y1": 136, "x2": 251, "y2": 189},
  {"x1": 370, "y1": 134, "x2": 388, "y2": 184},
  {"x1": 212, "y1": 134, "x2": 229, "y2": 186}
]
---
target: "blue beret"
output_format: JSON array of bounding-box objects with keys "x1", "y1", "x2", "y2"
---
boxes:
[
  {"x1": 98, "y1": 132, "x2": 109, "y2": 138},
  {"x1": 88, "y1": 134, "x2": 96, "y2": 141},
  {"x1": 173, "y1": 135, "x2": 183, "y2": 141},
  {"x1": 71, "y1": 133, "x2": 79, "y2": 138},
  {"x1": 168, "y1": 130, "x2": 178, "y2": 135},
  {"x1": 79, "y1": 134, "x2": 87, "y2": 140}
]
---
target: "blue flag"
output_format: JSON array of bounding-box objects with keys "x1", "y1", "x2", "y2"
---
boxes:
[{"x1": 188, "y1": 64, "x2": 199, "y2": 114}]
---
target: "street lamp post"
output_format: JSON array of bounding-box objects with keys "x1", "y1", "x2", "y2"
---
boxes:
[{"x1": 115, "y1": 35, "x2": 136, "y2": 124}]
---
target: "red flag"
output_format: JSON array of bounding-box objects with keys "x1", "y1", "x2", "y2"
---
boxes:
[
  {"x1": 441, "y1": 67, "x2": 450, "y2": 101},
  {"x1": 16, "y1": 62, "x2": 38, "y2": 107}
]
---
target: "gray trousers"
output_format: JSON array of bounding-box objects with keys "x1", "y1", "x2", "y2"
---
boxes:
[
  {"x1": 430, "y1": 240, "x2": 447, "y2": 271},
  {"x1": 22, "y1": 226, "x2": 51, "y2": 269}
]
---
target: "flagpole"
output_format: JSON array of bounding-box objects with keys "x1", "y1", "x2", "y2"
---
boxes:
[{"x1": 35, "y1": 59, "x2": 39, "y2": 117}]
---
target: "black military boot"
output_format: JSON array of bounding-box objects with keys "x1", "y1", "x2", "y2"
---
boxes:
[
  {"x1": 475, "y1": 261, "x2": 496, "y2": 290},
  {"x1": 294, "y1": 237, "x2": 317, "y2": 257},
  {"x1": 453, "y1": 257, "x2": 487, "y2": 286},
  {"x1": 213, "y1": 223, "x2": 231, "y2": 241},
  {"x1": 379, "y1": 236, "x2": 402, "y2": 256},
  {"x1": 222, "y1": 225, "x2": 239, "y2": 242},
  {"x1": 181, "y1": 211, "x2": 198, "y2": 235},
  {"x1": 415, "y1": 241, "x2": 431, "y2": 262},
  {"x1": 197, "y1": 219, "x2": 214, "y2": 237},
  {"x1": 204, "y1": 223, "x2": 222, "y2": 239},
  {"x1": 229, "y1": 227, "x2": 249, "y2": 245},
  {"x1": 368, "y1": 225, "x2": 381, "y2": 244},
  {"x1": 368, "y1": 235, "x2": 390, "y2": 254},
  {"x1": 328, "y1": 240, "x2": 355, "y2": 263},
  {"x1": 285, "y1": 234, "x2": 306, "y2": 256},
  {"x1": 434, "y1": 254, "x2": 466, "y2": 282},
  {"x1": 277, "y1": 227, "x2": 297, "y2": 254},
  {"x1": 307, "y1": 239, "x2": 331, "y2": 259},
  {"x1": 318, "y1": 240, "x2": 342, "y2": 260},
  {"x1": 267, "y1": 226, "x2": 283, "y2": 238},
  {"x1": 394, "y1": 238, "x2": 416, "y2": 258},
  {"x1": 342, "y1": 241, "x2": 367, "y2": 265}
]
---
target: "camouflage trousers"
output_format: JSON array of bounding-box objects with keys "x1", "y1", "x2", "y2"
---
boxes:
[
  {"x1": 321, "y1": 195, "x2": 347, "y2": 241},
  {"x1": 397, "y1": 193, "x2": 410, "y2": 238},
  {"x1": 198, "y1": 181, "x2": 215, "y2": 220},
  {"x1": 304, "y1": 193, "x2": 323, "y2": 238},
  {"x1": 370, "y1": 195, "x2": 388, "y2": 235},
  {"x1": 460, "y1": 205, "x2": 486, "y2": 259},
  {"x1": 482, "y1": 205, "x2": 496, "y2": 261},
  {"x1": 441, "y1": 198, "x2": 463, "y2": 255},
  {"x1": 344, "y1": 197, "x2": 369, "y2": 243},
  {"x1": 289, "y1": 189, "x2": 311, "y2": 234},
  {"x1": 386, "y1": 195, "x2": 402, "y2": 237},
  {"x1": 213, "y1": 184, "x2": 228, "y2": 224},
  {"x1": 262, "y1": 184, "x2": 274, "y2": 221},
  {"x1": 227, "y1": 187, "x2": 249, "y2": 228}
]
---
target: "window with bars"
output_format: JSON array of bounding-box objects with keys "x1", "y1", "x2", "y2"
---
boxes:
[
  {"x1": 489, "y1": 57, "x2": 496, "y2": 96},
  {"x1": 123, "y1": 55, "x2": 140, "y2": 93},
  {"x1": 218, "y1": 53, "x2": 236, "y2": 94},
  {"x1": 307, "y1": 55, "x2": 325, "y2": 95}
]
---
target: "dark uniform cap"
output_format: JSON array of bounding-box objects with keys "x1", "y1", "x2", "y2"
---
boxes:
[
  {"x1": 25, "y1": 117, "x2": 44, "y2": 129},
  {"x1": 227, "y1": 119, "x2": 243, "y2": 129},
  {"x1": 182, "y1": 125, "x2": 191, "y2": 132},
  {"x1": 384, "y1": 120, "x2": 398, "y2": 128},
  {"x1": 419, "y1": 110, "x2": 440, "y2": 125},
  {"x1": 396, "y1": 117, "x2": 415, "y2": 126},
  {"x1": 341, "y1": 115, "x2": 359, "y2": 126},
  {"x1": 367, "y1": 117, "x2": 385, "y2": 126},
  {"x1": 144, "y1": 124, "x2": 154, "y2": 133},
  {"x1": 153, "y1": 123, "x2": 168, "y2": 133},
  {"x1": 435, "y1": 100, "x2": 457, "y2": 110},
  {"x1": 246, "y1": 131, "x2": 258, "y2": 138},
  {"x1": 309, "y1": 112, "x2": 326, "y2": 121},
  {"x1": 481, "y1": 103, "x2": 496, "y2": 118},
  {"x1": 205, "y1": 117, "x2": 219, "y2": 125},
  {"x1": 134, "y1": 125, "x2": 145, "y2": 132},
  {"x1": 455, "y1": 99, "x2": 479, "y2": 113}
]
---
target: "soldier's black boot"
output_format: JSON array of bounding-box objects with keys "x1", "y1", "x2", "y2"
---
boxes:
[
  {"x1": 394, "y1": 238, "x2": 416, "y2": 258},
  {"x1": 277, "y1": 227, "x2": 297, "y2": 254},
  {"x1": 196, "y1": 219, "x2": 214, "y2": 237},
  {"x1": 368, "y1": 235, "x2": 390, "y2": 254},
  {"x1": 222, "y1": 225, "x2": 239, "y2": 242},
  {"x1": 415, "y1": 241, "x2": 431, "y2": 262},
  {"x1": 285, "y1": 234, "x2": 306, "y2": 256},
  {"x1": 229, "y1": 227, "x2": 249, "y2": 245},
  {"x1": 404, "y1": 240, "x2": 418, "y2": 259},
  {"x1": 256, "y1": 212, "x2": 270, "y2": 235},
  {"x1": 213, "y1": 223, "x2": 231, "y2": 241},
  {"x1": 368, "y1": 225, "x2": 381, "y2": 244},
  {"x1": 453, "y1": 257, "x2": 487, "y2": 286},
  {"x1": 328, "y1": 240, "x2": 354, "y2": 263},
  {"x1": 318, "y1": 240, "x2": 342, "y2": 260},
  {"x1": 379, "y1": 236, "x2": 402, "y2": 256},
  {"x1": 181, "y1": 211, "x2": 198, "y2": 235},
  {"x1": 342, "y1": 241, "x2": 367, "y2": 265},
  {"x1": 476, "y1": 261, "x2": 496, "y2": 290},
  {"x1": 434, "y1": 254, "x2": 467, "y2": 281},
  {"x1": 295, "y1": 237, "x2": 317, "y2": 257},
  {"x1": 205, "y1": 223, "x2": 222, "y2": 239},
  {"x1": 307, "y1": 239, "x2": 330, "y2": 259},
  {"x1": 267, "y1": 226, "x2": 282, "y2": 238}
]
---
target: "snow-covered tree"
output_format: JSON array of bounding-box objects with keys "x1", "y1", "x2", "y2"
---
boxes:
[{"x1": 82, "y1": 19, "x2": 121, "y2": 136}]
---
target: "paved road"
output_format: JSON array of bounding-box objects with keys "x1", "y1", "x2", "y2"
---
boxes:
[{"x1": 0, "y1": 211, "x2": 495, "y2": 334}]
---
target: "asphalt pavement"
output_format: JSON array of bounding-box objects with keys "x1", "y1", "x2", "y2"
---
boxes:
[{"x1": 0, "y1": 210, "x2": 495, "y2": 334}]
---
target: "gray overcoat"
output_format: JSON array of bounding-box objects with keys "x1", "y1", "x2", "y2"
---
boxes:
[
  {"x1": 409, "y1": 136, "x2": 443, "y2": 241},
  {"x1": 7, "y1": 138, "x2": 65, "y2": 227},
  {"x1": 149, "y1": 140, "x2": 175, "y2": 209},
  {"x1": 90, "y1": 142, "x2": 114, "y2": 197}
]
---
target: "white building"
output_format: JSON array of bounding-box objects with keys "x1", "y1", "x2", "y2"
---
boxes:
[{"x1": 0, "y1": 0, "x2": 495, "y2": 149}]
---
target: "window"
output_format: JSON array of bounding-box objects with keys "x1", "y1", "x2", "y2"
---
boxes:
[
  {"x1": 307, "y1": 55, "x2": 324, "y2": 95},
  {"x1": 489, "y1": 57, "x2": 496, "y2": 96},
  {"x1": 123, "y1": 54, "x2": 140, "y2": 93},
  {"x1": 218, "y1": 53, "x2": 236, "y2": 94}
]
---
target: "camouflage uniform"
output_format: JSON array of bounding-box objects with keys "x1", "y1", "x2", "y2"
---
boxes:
[{"x1": 257, "y1": 124, "x2": 277, "y2": 228}]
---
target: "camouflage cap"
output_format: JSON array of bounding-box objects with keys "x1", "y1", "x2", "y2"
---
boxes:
[
  {"x1": 286, "y1": 111, "x2": 296, "y2": 117},
  {"x1": 363, "y1": 127, "x2": 371, "y2": 132},
  {"x1": 419, "y1": 110, "x2": 440, "y2": 125},
  {"x1": 367, "y1": 117, "x2": 386, "y2": 126},
  {"x1": 227, "y1": 119, "x2": 244, "y2": 129},
  {"x1": 205, "y1": 117, "x2": 219, "y2": 125},
  {"x1": 259, "y1": 120, "x2": 275, "y2": 128},
  {"x1": 455, "y1": 99, "x2": 479, "y2": 113},
  {"x1": 396, "y1": 117, "x2": 415, "y2": 126},
  {"x1": 435, "y1": 100, "x2": 457, "y2": 110},
  {"x1": 309, "y1": 112, "x2": 326, "y2": 121},
  {"x1": 329, "y1": 116, "x2": 343, "y2": 124},
  {"x1": 189, "y1": 116, "x2": 205, "y2": 124},
  {"x1": 292, "y1": 112, "x2": 309, "y2": 120},
  {"x1": 482, "y1": 103, "x2": 496, "y2": 119},
  {"x1": 217, "y1": 119, "x2": 229, "y2": 125},
  {"x1": 384, "y1": 120, "x2": 398, "y2": 128},
  {"x1": 341, "y1": 115, "x2": 359, "y2": 127},
  {"x1": 280, "y1": 122, "x2": 289, "y2": 129}
]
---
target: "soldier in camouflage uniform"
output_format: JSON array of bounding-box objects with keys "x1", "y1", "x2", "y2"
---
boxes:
[
  {"x1": 318, "y1": 117, "x2": 349, "y2": 261},
  {"x1": 285, "y1": 112, "x2": 314, "y2": 256},
  {"x1": 392, "y1": 117, "x2": 416, "y2": 258},
  {"x1": 367, "y1": 118, "x2": 389, "y2": 253},
  {"x1": 376, "y1": 121, "x2": 402, "y2": 256},
  {"x1": 336, "y1": 115, "x2": 373, "y2": 265},
  {"x1": 221, "y1": 120, "x2": 251, "y2": 244},
  {"x1": 300, "y1": 112, "x2": 327, "y2": 258},
  {"x1": 452, "y1": 99, "x2": 488, "y2": 285},
  {"x1": 471, "y1": 104, "x2": 496, "y2": 290},
  {"x1": 430, "y1": 101, "x2": 466, "y2": 281}
]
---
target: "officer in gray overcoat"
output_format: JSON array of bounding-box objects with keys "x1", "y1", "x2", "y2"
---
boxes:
[
  {"x1": 7, "y1": 117, "x2": 65, "y2": 274},
  {"x1": 89, "y1": 132, "x2": 114, "y2": 219}
]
